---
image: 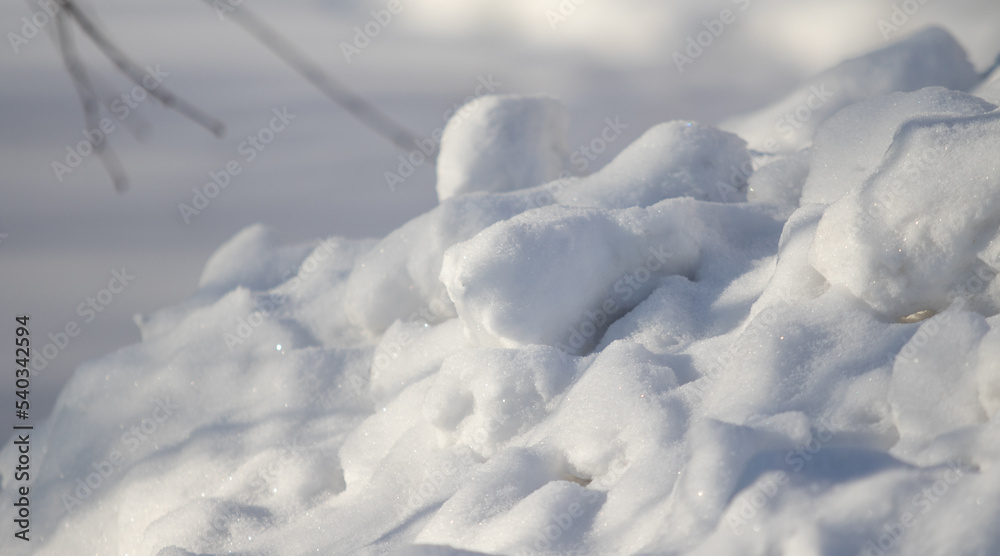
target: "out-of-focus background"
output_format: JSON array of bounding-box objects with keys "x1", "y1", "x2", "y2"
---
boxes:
[{"x1": 2, "y1": 0, "x2": 999, "y2": 445}]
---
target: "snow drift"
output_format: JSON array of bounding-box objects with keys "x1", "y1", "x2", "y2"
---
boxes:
[{"x1": 4, "y1": 26, "x2": 1000, "y2": 556}]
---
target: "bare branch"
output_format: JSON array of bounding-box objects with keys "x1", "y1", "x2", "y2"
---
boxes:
[
  {"x1": 206, "y1": 1, "x2": 426, "y2": 155},
  {"x1": 57, "y1": 0, "x2": 226, "y2": 137},
  {"x1": 55, "y1": 8, "x2": 128, "y2": 191}
]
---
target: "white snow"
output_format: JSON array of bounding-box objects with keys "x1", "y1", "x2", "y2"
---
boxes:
[
  {"x1": 800, "y1": 87, "x2": 996, "y2": 205},
  {"x1": 436, "y1": 95, "x2": 569, "y2": 202},
  {"x1": 722, "y1": 27, "x2": 981, "y2": 153},
  {"x1": 556, "y1": 121, "x2": 753, "y2": 207},
  {"x1": 5, "y1": 25, "x2": 1000, "y2": 556},
  {"x1": 809, "y1": 110, "x2": 1000, "y2": 320}
]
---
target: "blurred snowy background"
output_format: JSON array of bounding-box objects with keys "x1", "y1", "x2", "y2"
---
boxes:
[{"x1": 2, "y1": 0, "x2": 999, "y2": 446}]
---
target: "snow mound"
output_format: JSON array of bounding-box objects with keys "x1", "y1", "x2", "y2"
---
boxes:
[
  {"x1": 5, "y1": 25, "x2": 1000, "y2": 556},
  {"x1": 343, "y1": 192, "x2": 523, "y2": 336},
  {"x1": 436, "y1": 95, "x2": 569, "y2": 202},
  {"x1": 555, "y1": 121, "x2": 752, "y2": 207},
  {"x1": 810, "y1": 110, "x2": 1000, "y2": 320},
  {"x1": 801, "y1": 87, "x2": 996, "y2": 205},
  {"x1": 346, "y1": 120, "x2": 749, "y2": 337},
  {"x1": 746, "y1": 148, "x2": 810, "y2": 206},
  {"x1": 440, "y1": 199, "x2": 784, "y2": 353},
  {"x1": 723, "y1": 26, "x2": 981, "y2": 153}
]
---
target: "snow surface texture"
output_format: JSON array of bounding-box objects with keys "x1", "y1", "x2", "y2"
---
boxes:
[{"x1": 4, "y1": 27, "x2": 1000, "y2": 556}]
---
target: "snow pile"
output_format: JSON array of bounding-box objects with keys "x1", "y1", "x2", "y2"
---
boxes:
[
  {"x1": 440, "y1": 200, "x2": 782, "y2": 354},
  {"x1": 5, "y1": 27, "x2": 1000, "y2": 556},
  {"x1": 722, "y1": 27, "x2": 981, "y2": 153},
  {"x1": 435, "y1": 95, "x2": 569, "y2": 202},
  {"x1": 345, "y1": 120, "x2": 751, "y2": 338},
  {"x1": 810, "y1": 109, "x2": 1000, "y2": 320},
  {"x1": 799, "y1": 86, "x2": 996, "y2": 205}
]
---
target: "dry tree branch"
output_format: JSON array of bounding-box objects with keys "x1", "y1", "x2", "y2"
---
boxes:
[
  {"x1": 44, "y1": 0, "x2": 426, "y2": 191},
  {"x1": 56, "y1": 0, "x2": 226, "y2": 137},
  {"x1": 54, "y1": 8, "x2": 129, "y2": 191},
  {"x1": 206, "y1": 0, "x2": 427, "y2": 156}
]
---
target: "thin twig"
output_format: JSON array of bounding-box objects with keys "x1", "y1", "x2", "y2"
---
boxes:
[
  {"x1": 206, "y1": 0, "x2": 425, "y2": 155},
  {"x1": 57, "y1": 0, "x2": 226, "y2": 137},
  {"x1": 55, "y1": 9, "x2": 129, "y2": 191}
]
